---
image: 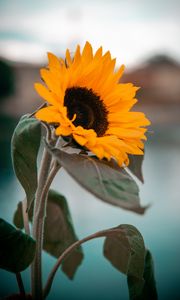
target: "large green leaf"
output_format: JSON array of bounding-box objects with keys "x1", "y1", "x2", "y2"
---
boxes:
[
  {"x1": 11, "y1": 115, "x2": 41, "y2": 205},
  {"x1": 44, "y1": 190, "x2": 84, "y2": 279},
  {"x1": 13, "y1": 190, "x2": 83, "y2": 279},
  {"x1": 45, "y1": 144, "x2": 147, "y2": 214},
  {"x1": 128, "y1": 155, "x2": 144, "y2": 183},
  {"x1": 127, "y1": 249, "x2": 158, "y2": 300},
  {"x1": 0, "y1": 218, "x2": 36, "y2": 273},
  {"x1": 103, "y1": 224, "x2": 145, "y2": 279}
]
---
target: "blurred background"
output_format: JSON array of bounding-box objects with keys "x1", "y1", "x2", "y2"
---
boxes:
[{"x1": 0, "y1": 0, "x2": 180, "y2": 299}]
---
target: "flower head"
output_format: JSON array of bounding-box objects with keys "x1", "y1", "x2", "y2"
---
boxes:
[{"x1": 35, "y1": 42, "x2": 150, "y2": 166}]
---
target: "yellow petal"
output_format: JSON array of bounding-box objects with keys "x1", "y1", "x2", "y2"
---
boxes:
[
  {"x1": 65, "y1": 49, "x2": 72, "y2": 67},
  {"x1": 94, "y1": 46, "x2": 103, "y2": 59},
  {"x1": 106, "y1": 127, "x2": 147, "y2": 139},
  {"x1": 35, "y1": 106, "x2": 61, "y2": 123},
  {"x1": 34, "y1": 83, "x2": 58, "y2": 106},
  {"x1": 114, "y1": 64, "x2": 125, "y2": 82},
  {"x1": 56, "y1": 125, "x2": 72, "y2": 136},
  {"x1": 73, "y1": 134, "x2": 87, "y2": 146},
  {"x1": 73, "y1": 45, "x2": 81, "y2": 65},
  {"x1": 47, "y1": 52, "x2": 61, "y2": 72},
  {"x1": 108, "y1": 112, "x2": 151, "y2": 127},
  {"x1": 82, "y1": 41, "x2": 93, "y2": 63},
  {"x1": 40, "y1": 69, "x2": 61, "y2": 96}
]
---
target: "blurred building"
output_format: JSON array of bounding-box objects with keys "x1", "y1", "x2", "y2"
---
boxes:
[
  {"x1": 0, "y1": 60, "x2": 42, "y2": 117},
  {"x1": 0, "y1": 54, "x2": 180, "y2": 123},
  {"x1": 0, "y1": 59, "x2": 41, "y2": 170},
  {"x1": 122, "y1": 55, "x2": 180, "y2": 125}
]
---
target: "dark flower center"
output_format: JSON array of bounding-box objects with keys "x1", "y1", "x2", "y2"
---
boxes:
[{"x1": 64, "y1": 87, "x2": 108, "y2": 136}]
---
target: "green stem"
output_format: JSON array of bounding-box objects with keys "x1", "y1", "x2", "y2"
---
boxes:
[
  {"x1": 43, "y1": 228, "x2": 120, "y2": 298},
  {"x1": 16, "y1": 272, "x2": 26, "y2": 298},
  {"x1": 32, "y1": 157, "x2": 60, "y2": 299},
  {"x1": 31, "y1": 147, "x2": 52, "y2": 299},
  {"x1": 22, "y1": 198, "x2": 30, "y2": 235}
]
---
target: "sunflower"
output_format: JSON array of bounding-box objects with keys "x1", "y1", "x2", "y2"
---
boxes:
[{"x1": 35, "y1": 41, "x2": 150, "y2": 166}]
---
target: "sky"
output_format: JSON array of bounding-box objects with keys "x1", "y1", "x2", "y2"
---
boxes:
[{"x1": 0, "y1": 0, "x2": 180, "y2": 67}]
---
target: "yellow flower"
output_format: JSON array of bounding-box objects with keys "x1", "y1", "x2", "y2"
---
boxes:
[{"x1": 35, "y1": 42, "x2": 150, "y2": 166}]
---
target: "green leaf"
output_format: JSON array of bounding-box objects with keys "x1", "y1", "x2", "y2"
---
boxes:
[
  {"x1": 45, "y1": 144, "x2": 147, "y2": 214},
  {"x1": 44, "y1": 190, "x2": 84, "y2": 279},
  {"x1": 11, "y1": 114, "x2": 41, "y2": 205},
  {"x1": 103, "y1": 224, "x2": 145, "y2": 279},
  {"x1": 0, "y1": 218, "x2": 36, "y2": 273},
  {"x1": 13, "y1": 190, "x2": 84, "y2": 279},
  {"x1": 13, "y1": 201, "x2": 25, "y2": 229},
  {"x1": 128, "y1": 155, "x2": 144, "y2": 183},
  {"x1": 127, "y1": 249, "x2": 158, "y2": 300}
]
